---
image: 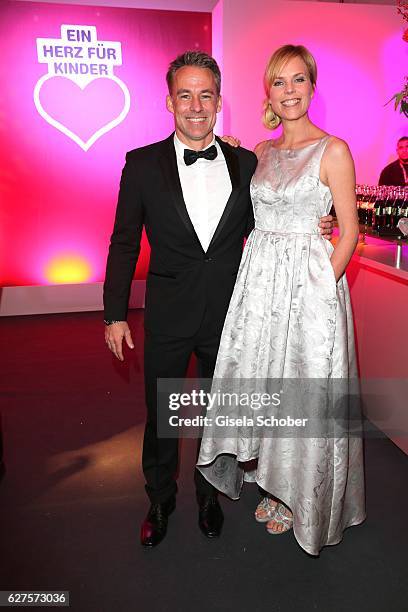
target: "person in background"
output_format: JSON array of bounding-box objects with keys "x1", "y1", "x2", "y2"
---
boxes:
[{"x1": 378, "y1": 136, "x2": 408, "y2": 186}]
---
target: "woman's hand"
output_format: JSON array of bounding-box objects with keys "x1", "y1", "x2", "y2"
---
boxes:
[{"x1": 221, "y1": 135, "x2": 241, "y2": 148}]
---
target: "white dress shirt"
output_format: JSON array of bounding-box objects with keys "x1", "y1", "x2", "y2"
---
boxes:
[{"x1": 174, "y1": 134, "x2": 232, "y2": 252}]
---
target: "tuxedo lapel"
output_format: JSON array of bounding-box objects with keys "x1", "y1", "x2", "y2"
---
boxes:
[
  {"x1": 207, "y1": 137, "x2": 241, "y2": 251},
  {"x1": 159, "y1": 134, "x2": 204, "y2": 251}
]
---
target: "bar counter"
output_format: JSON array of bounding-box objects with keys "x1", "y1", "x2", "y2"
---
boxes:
[
  {"x1": 344, "y1": 232, "x2": 408, "y2": 454},
  {"x1": 352, "y1": 233, "x2": 408, "y2": 278}
]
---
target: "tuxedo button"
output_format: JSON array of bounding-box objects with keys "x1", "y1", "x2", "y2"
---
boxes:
[{"x1": 204, "y1": 257, "x2": 213, "y2": 263}]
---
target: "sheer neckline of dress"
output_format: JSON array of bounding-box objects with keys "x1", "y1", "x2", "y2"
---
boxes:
[{"x1": 270, "y1": 135, "x2": 329, "y2": 152}]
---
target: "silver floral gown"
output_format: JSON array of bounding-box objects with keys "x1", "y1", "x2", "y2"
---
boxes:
[{"x1": 197, "y1": 136, "x2": 366, "y2": 556}]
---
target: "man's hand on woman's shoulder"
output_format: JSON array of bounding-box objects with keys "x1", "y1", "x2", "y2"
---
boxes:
[{"x1": 221, "y1": 135, "x2": 241, "y2": 148}]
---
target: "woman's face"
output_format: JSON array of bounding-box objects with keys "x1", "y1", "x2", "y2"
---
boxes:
[{"x1": 268, "y1": 55, "x2": 314, "y2": 123}]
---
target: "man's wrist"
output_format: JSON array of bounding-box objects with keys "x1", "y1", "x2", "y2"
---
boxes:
[{"x1": 104, "y1": 319, "x2": 126, "y2": 326}]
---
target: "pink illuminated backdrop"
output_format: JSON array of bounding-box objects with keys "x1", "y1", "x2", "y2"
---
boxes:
[
  {"x1": 0, "y1": 1, "x2": 211, "y2": 287},
  {"x1": 216, "y1": 0, "x2": 407, "y2": 186},
  {"x1": 0, "y1": 0, "x2": 406, "y2": 291}
]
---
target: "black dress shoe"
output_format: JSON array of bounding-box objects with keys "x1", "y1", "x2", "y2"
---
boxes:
[
  {"x1": 198, "y1": 495, "x2": 224, "y2": 538},
  {"x1": 140, "y1": 497, "x2": 176, "y2": 547}
]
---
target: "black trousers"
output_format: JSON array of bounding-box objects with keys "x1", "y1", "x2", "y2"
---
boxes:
[{"x1": 142, "y1": 310, "x2": 221, "y2": 504}]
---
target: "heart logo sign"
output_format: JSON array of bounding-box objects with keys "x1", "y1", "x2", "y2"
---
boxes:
[{"x1": 34, "y1": 25, "x2": 131, "y2": 151}]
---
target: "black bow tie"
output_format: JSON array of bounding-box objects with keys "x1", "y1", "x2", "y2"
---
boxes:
[{"x1": 183, "y1": 145, "x2": 218, "y2": 166}]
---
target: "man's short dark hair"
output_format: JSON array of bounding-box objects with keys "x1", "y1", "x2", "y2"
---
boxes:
[
  {"x1": 398, "y1": 136, "x2": 408, "y2": 143},
  {"x1": 166, "y1": 51, "x2": 221, "y2": 96}
]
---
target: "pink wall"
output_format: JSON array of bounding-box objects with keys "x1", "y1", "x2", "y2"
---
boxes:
[
  {"x1": 346, "y1": 255, "x2": 408, "y2": 455},
  {"x1": 1, "y1": 0, "x2": 406, "y2": 292},
  {"x1": 217, "y1": 0, "x2": 407, "y2": 184},
  {"x1": 0, "y1": 1, "x2": 211, "y2": 287}
]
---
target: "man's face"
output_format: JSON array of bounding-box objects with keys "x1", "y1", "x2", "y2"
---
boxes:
[
  {"x1": 397, "y1": 139, "x2": 408, "y2": 163},
  {"x1": 166, "y1": 65, "x2": 221, "y2": 150}
]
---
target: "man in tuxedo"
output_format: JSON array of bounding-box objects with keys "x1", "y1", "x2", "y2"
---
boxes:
[{"x1": 103, "y1": 51, "x2": 333, "y2": 547}]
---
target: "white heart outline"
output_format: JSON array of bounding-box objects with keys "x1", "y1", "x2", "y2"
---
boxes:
[{"x1": 33, "y1": 74, "x2": 131, "y2": 151}]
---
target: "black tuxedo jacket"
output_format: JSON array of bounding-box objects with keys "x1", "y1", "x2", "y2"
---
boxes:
[{"x1": 103, "y1": 133, "x2": 257, "y2": 337}]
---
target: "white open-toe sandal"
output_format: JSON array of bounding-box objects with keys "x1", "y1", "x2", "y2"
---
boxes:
[{"x1": 266, "y1": 503, "x2": 293, "y2": 534}]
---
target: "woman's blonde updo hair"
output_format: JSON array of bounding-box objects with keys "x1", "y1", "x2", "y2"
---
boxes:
[{"x1": 262, "y1": 44, "x2": 317, "y2": 130}]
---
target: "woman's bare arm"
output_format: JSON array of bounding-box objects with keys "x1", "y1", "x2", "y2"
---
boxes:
[{"x1": 321, "y1": 138, "x2": 359, "y2": 281}]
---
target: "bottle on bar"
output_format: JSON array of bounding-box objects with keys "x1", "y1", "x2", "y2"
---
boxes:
[
  {"x1": 357, "y1": 184, "x2": 364, "y2": 223},
  {"x1": 401, "y1": 188, "x2": 408, "y2": 219},
  {"x1": 395, "y1": 188, "x2": 404, "y2": 226},
  {"x1": 389, "y1": 188, "x2": 397, "y2": 229},
  {"x1": 356, "y1": 184, "x2": 361, "y2": 222},
  {"x1": 384, "y1": 188, "x2": 392, "y2": 228},
  {"x1": 366, "y1": 186, "x2": 375, "y2": 228},
  {"x1": 374, "y1": 186, "x2": 384, "y2": 232}
]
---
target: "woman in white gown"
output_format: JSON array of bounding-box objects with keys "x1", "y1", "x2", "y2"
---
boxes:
[{"x1": 197, "y1": 45, "x2": 366, "y2": 556}]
